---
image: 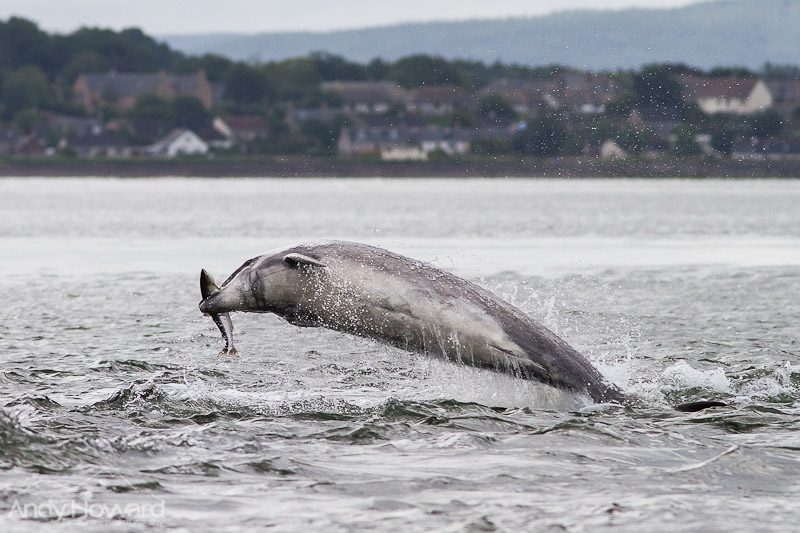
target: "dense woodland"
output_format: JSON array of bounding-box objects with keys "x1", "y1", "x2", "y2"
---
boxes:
[{"x1": 1, "y1": 16, "x2": 799, "y2": 159}]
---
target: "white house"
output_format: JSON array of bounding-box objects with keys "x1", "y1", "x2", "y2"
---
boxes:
[
  {"x1": 381, "y1": 146, "x2": 427, "y2": 161},
  {"x1": 678, "y1": 75, "x2": 773, "y2": 115},
  {"x1": 320, "y1": 81, "x2": 407, "y2": 115},
  {"x1": 600, "y1": 139, "x2": 628, "y2": 159},
  {"x1": 146, "y1": 129, "x2": 209, "y2": 158}
]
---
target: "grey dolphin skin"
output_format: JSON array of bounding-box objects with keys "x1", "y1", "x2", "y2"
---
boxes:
[{"x1": 198, "y1": 241, "x2": 723, "y2": 412}]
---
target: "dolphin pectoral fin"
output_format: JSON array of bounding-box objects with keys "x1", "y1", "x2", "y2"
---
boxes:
[
  {"x1": 283, "y1": 305, "x2": 320, "y2": 328},
  {"x1": 211, "y1": 312, "x2": 236, "y2": 356},
  {"x1": 286, "y1": 317, "x2": 319, "y2": 328},
  {"x1": 488, "y1": 344, "x2": 550, "y2": 380},
  {"x1": 283, "y1": 253, "x2": 326, "y2": 269}
]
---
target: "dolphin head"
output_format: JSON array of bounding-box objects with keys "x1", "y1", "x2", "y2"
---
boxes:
[
  {"x1": 198, "y1": 263, "x2": 254, "y2": 314},
  {"x1": 198, "y1": 268, "x2": 242, "y2": 314},
  {"x1": 199, "y1": 251, "x2": 327, "y2": 315},
  {"x1": 198, "y1": 250, "x2": 329, "y2": 356},
  {"x1": 198, "y1": 267, "x2": 252, "y2": 316}
]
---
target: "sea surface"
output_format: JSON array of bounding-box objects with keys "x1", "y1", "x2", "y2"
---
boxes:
[{"x1": 1, "y1": 177, "x2": 799, "y2": 532}]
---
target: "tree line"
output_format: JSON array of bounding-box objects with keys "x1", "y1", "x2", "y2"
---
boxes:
[{"x1": 1, "y1": 16, "x2": 798, "y2": 158}]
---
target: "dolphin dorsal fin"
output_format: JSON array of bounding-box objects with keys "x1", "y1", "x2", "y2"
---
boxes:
[
  {"x1": 200, "y1": 269, "x2": 220, "y2": 300},
  {"x1": 283, "y1": 253, "x2": 326, "y2": 269}
]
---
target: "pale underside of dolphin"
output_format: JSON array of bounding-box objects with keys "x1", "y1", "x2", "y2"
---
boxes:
[{"x1": 198, "y1": 241, "x2": 724, "y2": 412}]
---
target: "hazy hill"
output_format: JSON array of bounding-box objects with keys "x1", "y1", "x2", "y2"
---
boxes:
[{"x1": 163, "y1": 0, "x2": 800, "y2": 70}]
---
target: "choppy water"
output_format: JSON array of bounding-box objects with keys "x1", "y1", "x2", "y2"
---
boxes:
[{"x1": 1, "y1": 177, "x2": 800, "y2": 532}]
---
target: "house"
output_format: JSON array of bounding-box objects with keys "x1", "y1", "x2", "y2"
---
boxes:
[
  {"x1": 481, "y1": 72, "x2": 622, "y2": 116},
  {"x1": 286, "y1": 107, "x2": 346, "y2": 131},
  {"x1": 146, "y1": 129, "x2": 208, "y2": 158},
  {"x1": 555, "y1": 72, "x2": 623, "y2": 113},
  {"x1": 381, "y1": 145, "x2": 427, "y2": 161},
  {"x1": 73, "y1": 70, "x2": 220, "y2": 111},
  {"x1": 677, "y1": 75, "x2": 773, "y2": 114},
  {"x1": 0, "y1": 125, "x2": 18, "y2": 156},
  {"x1": 213, "y1": 115, "x2": 270, "y2": 142},
  {"x1": 481, "y1": 79, "x2": 560, "y2": 115},
  {"x1": 13, "y1": 135, "x2": 46, "y2": 156},
  {"x1": 321, "y1": 81, "x2": 407, "y2": 115},
  {"x1": 405, "y1": 86, "x2": 475, "y2": 115},
  {"x1": 337, "y1": 126, "x2": 403, "y2": 156},
  {"x1": 414, "y1": 126, "x2": 473, "y2": 155},
  {"x1": 63, "y1": 132, "x2": 132, "y2": 158},
  {"x1": 337, "y1": 125, "x2": 475, "y2": 159},
  {"x1": 42, "y1": 112, "x2": 104, "y2": 137},
  {"x1": 600, "y1": 140, "x2": 628, "y2": 159}
]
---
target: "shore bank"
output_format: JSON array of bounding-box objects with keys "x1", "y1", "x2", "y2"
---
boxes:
[{"x1": 1, "y1": 156, "x2": 798, "y2": 178}]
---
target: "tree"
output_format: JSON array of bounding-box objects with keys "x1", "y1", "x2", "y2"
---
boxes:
[
  {"x1": 223, "y1": 63, "x2": 272, "y2": 106},
  {"x1": 61, "y1": 50, "x2": 108, "y2": 82},
  {"x1": 762, "y1": 63, "x2": 800, "y2": 81},
  {"x1": 633, "y1": 64, "x2": 686, "y2": 111},
  {"x1": 511, "y1": 115, "x2": 570, "y2": 157},
  {"x1": 477, "y1": 94, "x2": 516, "y2": 122},
  {"x1": 197, "y1": 54, "x2": 233, "y2": 82},
  {"x1": 173, "y1": 96, "x2": 209, "y2": 131},
  {"x1": 748, "y1": 110, "x2": 783, "y2": 138},
  {"x1": 708, "y1": 67, "x2": 756, "y2": 78},
  {"x1": 0, "y1": 17, "x2": 53, "y2": 72},
  {"x1": 388, "y1": 55, "x2": 464, "y2": 89},
  {"x1": 710, "y1": 128, "x2": 736, "y2": 156},
  {"x1": 615, "y1": 126, "x2": 658, "y2": 154},
  {"x1": 367, "y1": 58, "x2": 389, "y2": 81},
  {"x1": 60, "y1": 27, "x2": 165, "y2": 73},
  {"x1": 262, "y1": 58, "x2": 318, "y2": 103},
  {"x1": 310, "y1": 52, "x2": 366, "y2": 81},
  {"x1": 604, "y1": 94, "x2": 636, "y2": 117},
  {"x1": 1, "y1": 66, "x2": 50, "y2": 119},
  {"x1": 671, "y1": 125, "x2": 702, "y2": 156},
  {"x1": 131, "y1": 93, "x2": 173, "y2": 120},
  {"x1": 471, "y1": 137, "x2": 511, "y2": 156},
  {"x1": 299, "y1": 115, "x2": 349, "y2": 154}
]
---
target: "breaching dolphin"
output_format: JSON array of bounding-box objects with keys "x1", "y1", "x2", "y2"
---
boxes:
[{"x1": 198, "y1": 241, "x2": 723, "y2": 412}]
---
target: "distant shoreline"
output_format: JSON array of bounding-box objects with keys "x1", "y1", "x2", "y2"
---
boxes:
[{"x1": 1, "y1": 156, "x2": 798, "y2": 178}]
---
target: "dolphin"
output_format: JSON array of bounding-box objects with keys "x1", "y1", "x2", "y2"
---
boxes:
[{"x1": 198, "y1": 241, "x2": 723, "y2": 412}]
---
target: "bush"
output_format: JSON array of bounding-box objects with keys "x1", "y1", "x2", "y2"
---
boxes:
[
  {"x1": 471, "y1": 138, "x2": 511, "y2": 156},
  {"x1": 511, "y1": 115, "x2": 570, "y2": 156}
]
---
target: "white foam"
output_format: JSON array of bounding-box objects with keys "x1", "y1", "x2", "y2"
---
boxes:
[{"x1": 658, "y1": 361, "x2": 734, "y2": 394}]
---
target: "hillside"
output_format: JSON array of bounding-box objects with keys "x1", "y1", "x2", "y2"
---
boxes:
[{"x1": 163, "y1": 0, "x2": 800, "y2": 70}]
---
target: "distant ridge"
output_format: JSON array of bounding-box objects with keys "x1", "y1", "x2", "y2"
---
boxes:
[{"x1": 163, "y1": 0, "x2": 800, "y2": 70}]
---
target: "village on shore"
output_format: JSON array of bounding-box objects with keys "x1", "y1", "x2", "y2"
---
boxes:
[{"x1": 2, "y1": 16, "x2": 800, "y2": 171}]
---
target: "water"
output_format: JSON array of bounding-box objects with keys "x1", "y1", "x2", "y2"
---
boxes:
[{"x1": 1, "y1": 177, "x2": 799, "y2": 531}]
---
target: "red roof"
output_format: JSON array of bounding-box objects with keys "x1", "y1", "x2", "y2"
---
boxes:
[{"x1": 678, "y1": 75, "x2": 759, "y2": 100}]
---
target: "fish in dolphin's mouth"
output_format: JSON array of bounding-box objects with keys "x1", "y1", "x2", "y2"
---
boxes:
[{"x1": 199, "y1": 269, "x2": 237, "y2": 357}]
